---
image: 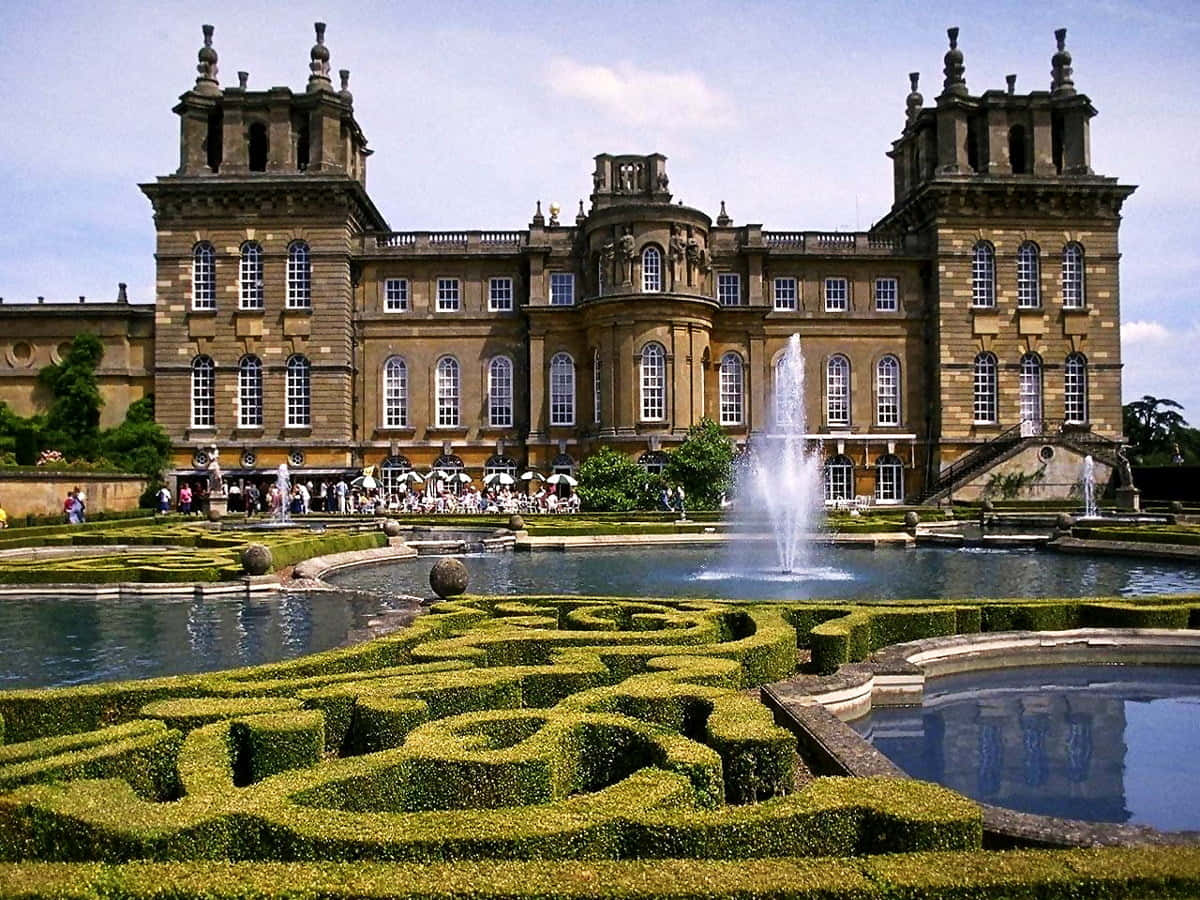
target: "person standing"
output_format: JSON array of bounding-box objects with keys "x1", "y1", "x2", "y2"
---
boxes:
[
  {"x1": 336, "y1": 478, "x2": 348, "y2": 514},
  {"x1": 179, "y1": 483, "x2": 193, "y2": 516},
  {"x1": 676, "y1": 485, "x2": 686, "y2": 518},
  {"x1": 74, "y1": 486, "x2": 87, "y2": 523},
  {"x1": 156, "y1": 484, "x2": 171, "y2": 515},
  {"x1": 244, "y1": 483, "x2": 259, "y2": 519}
]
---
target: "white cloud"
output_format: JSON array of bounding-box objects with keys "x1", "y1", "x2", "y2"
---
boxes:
[
  {"x1": 544, "y1": 57, "x2": 734, "y2": 129},
  {"x1": 1121, "y1": 320, "x2": 1170, "y2": 344}
]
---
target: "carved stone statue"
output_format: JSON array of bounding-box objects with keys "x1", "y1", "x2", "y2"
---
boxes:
[
  {"x1": 668, "y1": 225, "x2": 686, "y2": 289},
  {"x1": 600, "y1": 241, "x2": 615, "y2": 292},
  {"x1": 685, "y1": 230, "x2": 701, "y2": 287},
  {"x1": 1116, "y1": 447, "x2": 1134, "y2": 487},
  {"x1": 593, "y1": 170, "x2": 605, "y2": 192},
  {"x1": 206, "y1": 445, "x2": 225, "y2": 496},
  {"x1": 657, "y1": 170, "x2": 670, "y2": 191},
  {"x1": 618, "y1": 228, "x2": 636, "y2": 284}
]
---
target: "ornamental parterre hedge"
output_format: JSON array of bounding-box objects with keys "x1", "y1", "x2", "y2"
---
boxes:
[{"x1": 0, "y1": 594, "x2": 1197, "y2": 897}]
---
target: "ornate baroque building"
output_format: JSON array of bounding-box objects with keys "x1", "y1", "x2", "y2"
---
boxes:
[{"x1": 1, "y1": 24, "x2": 1136, "y2": 503}]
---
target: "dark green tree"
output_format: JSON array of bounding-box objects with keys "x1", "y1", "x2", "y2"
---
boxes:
[
  {"x1": 100, "y1": 395, "x2": 171, "y2": 479},
  {"x1": 577, "y1": 446, "x2": 663, "y2": 512},
  {"x1": 1123, "y1": 395, "x2": 1189, "y2": 462},
  {"x1": 37, "y1": 333, "x2": 105, "y2": 457},
  {"x1": 664, "y1": 417, "x2": 734, "y2": 510}
]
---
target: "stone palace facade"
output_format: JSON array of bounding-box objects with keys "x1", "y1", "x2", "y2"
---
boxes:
[{"x1": 0, "y1": 24, "x2": 1135, "y2": 503}]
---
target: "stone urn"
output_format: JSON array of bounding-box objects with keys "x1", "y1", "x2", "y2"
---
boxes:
[
  {"x1": 429, "y1": 557, "x2": 469, "y2": 599},
  {"x1": 241, "y1": 543, "x2": 273, "y2": 576}
]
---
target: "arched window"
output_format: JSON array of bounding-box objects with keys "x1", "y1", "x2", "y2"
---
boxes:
[
  {"x1": 824, "y1": 455, "x2": 854, "y2": 503},
  {"x1": 192, "y1": 243, "x2": 215, "y2": 310},
  {"x1": 875, "y1": 454, "x2": 904, "y2": 503},
  {"x1": 383, "y1": 357, "x2": 408, "y2": 428},
  {"x1": 1064, "y1": 353, "x2": 1088, "y2": 424},
  {"x1": 191, "y1": 355, "x2": 215, "y2": 428},
  {"x1": 1019, "y1": 353, "x2": 1043, "y2": 434},
  {"x1": 285, "y1": 355, "x2": 311, "y2": 426},
  {"x1": 549, "y1": 352, "x2": 575, "y2": 426},
  {"x1": 1008, "y1": 124, "x2": 1027, "y2": 174},
  {"x1": 484, "y1": 454, "x2": 517, "y2": 478},
  {"x1": 488, "y1": 356, "x2": 513, "y2": 428},
  {"x1": 719, "y1": 352, "x2": 743, "y2": 425},
  {"x1": 971, "y1": 242, "x2": 995, "y2": 308},
  {"x1": 240, "y1": 241, "x2": 264, "y2": 309},
  {"x1": 639, "y1": 450, "x2": 670, "y2": 475},
  {"x1": 435, "y1": 357, "x2": 459, "y2": 427},
  {"x1": 1062, "y1": 243, "x2": 1085, "y2": 309},
  {"x1": 379, "y1": 454, "x2": 412, "y2": 497},
  {"x1": 1017, "y1": 242, "x2": 1041, "y2": 308},
  {"x1": 973, "y1": 352, "x2": 998, "y2": 424},
  {"x1": 248, "y1": 122, "x2": 269, "y2": 172},
  {"x1": 875, "y1": 355, "x2": 900, "y2": 426},
  {"x1": 640, "y1": 342, "x2": 666, "y2": 421},
  {"x1": 593, "y1": 349, "x2": 602, "y2": 425},
  {"x1": 287, "y1": 241, "x2": 311, "y2": 309},
  {"x1": 238, "y1": 355, "x2": 262, "y2": 428},
  {"x1": 826, "y1": 355, "x2": 850, "y2": 426},
  {"x1": 642, "y1": 246, "x2": 662, "y2": 293}
]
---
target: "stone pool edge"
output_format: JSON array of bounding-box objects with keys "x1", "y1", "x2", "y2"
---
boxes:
[{"x1": 761, "y1": 627, "x2": 1200, "y2": 850}]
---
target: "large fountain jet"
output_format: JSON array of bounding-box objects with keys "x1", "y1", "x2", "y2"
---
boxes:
[{"x1": 745, "y1": 334, "x2": 825, "y2": 573}]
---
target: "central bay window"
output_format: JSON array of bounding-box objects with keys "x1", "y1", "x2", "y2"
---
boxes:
[
  {"x1": 240, "y1": 241, "x2": 264, "y2": 309},
  {"x1": 489, "y1": 356, "x2": 513, "y2": 427},
  {"x1": 383, "y1": 356, "x2": 408, "y2": 428},
  {"x1": 642, "y1": 247, "x2": 662, "y2": 292},
  {"x1": 1017, "y1": 241, "x2": 1041, "y2": 308},
  {"x1": 717, "y1": 272, "x2": 740, "y2": 306},
  {"x1": 285, "y1": 355, "x2": 311, "y2": 427},
  {"x1": 973, "y1": 352, "x2": 998, "y2": 424},
  {"x1": 972, "y1": 242, "x2": 995, "y2": 308},
  {"x1": 489, "y1": 277, "x2": 513, "y2": 312},
  {"x1": 875, "y1": 455, "x2": 903, "y2": 503},
  {"x1": 640, "y1": 342, "x2": 666, "y2": 420},
  {"x1": 437, "y1": 278, "x2": 460, "y2": 312},
  {"x1": 549, "y1": 353, "x2": 575, "y2": 426},
  {"x1": 1019, "y1": 353, "x2": 1043, "y2": 431},
  {"x1": 237, "y1": 355, "x2": 262, "y2": 428},
  {"x1": 824, "y1": 277, "x2": 848, "y2": 312},
  {"x1": 286, "y1": 241, "x2": 311, "y2": 308},
  {"x1": 192, "y1": 243, "x2": 215, "y2": 310},
  {"x1": 549, "y1": 272, "x2": 575, "y2": 306},
  {"x1": 874, "y1": 277, "x2": 898, "y2": 312},
  {"x1": 384, "y1": 278, "x2": 409, "y2": 312},
  {"x1": 1061, "y1": 243, "x2": 1085, "y2": 309},
  {"x1": 824, "y1": 455, "x2": 854, "y2": 503},
  {"x1": 826, "y1": 355, "x2": 850, "y2": 426},
  {"x1": 773, "y1": 277, "x2": 797, "y2": 311},
  {"x1": 435, "y1": 357, "x2": 460, "y2": 427},
  {"x1": 875, "y1": 355, "x2": 900, "y2": 426},
  {"x1": 1064, "y1": 353, "x2": 1088, "y2": 424},
  {"x1": 719, "y1": 352, "x2": 743, "y2": 425},
  {"x1": 191, "y1": 355, "x2": 215, "y2": 428}
]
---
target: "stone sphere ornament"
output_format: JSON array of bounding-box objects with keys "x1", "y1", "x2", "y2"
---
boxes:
[
  {"x1": 1169, "y1": 500, "x2": 1184, "y2": 513},
  {"x1": 429, "y1": 557, "x2": 469, "y2": 599},
  {"x1": 1056, "y1": 512, "x2": 1074, "y2": 531},
  {"x1": 903, "y1": 510, "x2": 920, "y2": 528},
  {"x1": 382, "y1": 519, "x2": 402, "y2": 537},
  {"x1": 207, "y1": 506, "x2": 222, "y2": 522},
  {"x1": 507, "y1": 514, "x2": 525, "y2": 531},
  {"x1": 241, "y1": 543, "x2": 273, "y2": 576}
]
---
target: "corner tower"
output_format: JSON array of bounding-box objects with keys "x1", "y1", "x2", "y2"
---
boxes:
[
  {"x1": 875, "y1": 28, "x2": 1136, "y2": 501},
  {"x1": 141, "y1": 24, "x2": 387, "y2": 480}
]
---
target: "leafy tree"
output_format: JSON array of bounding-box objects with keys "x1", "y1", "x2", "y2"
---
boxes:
[
  {"x1": 1123, "y1": 395, "x2": 1190, "y2": 462},
  {"x1": 664, "y1": 418, "x2": 734, "y2": 510},
  {"x1": 577, "y1": 446, "x2": 663, "y2": 512},
  {"x1": 100, "y1": 395, "x2": 171, "y2": 479},
  {"x1": 37, "y1": 333, "x2": 105, "y2": 457}
]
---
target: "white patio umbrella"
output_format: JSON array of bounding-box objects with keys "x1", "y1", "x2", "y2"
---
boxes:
[
  {"x1": 453, "y1": 472, "x2": 473, "y2": 484},
  {"x1": 484, "y1": 472, "x2": 516, "y2": 486},
  {"x1": 520, "y1": 470, "x2": 544, "y2": 481},
  {"x1": 402, "y1": 470, "x2": 425, "y2": 484},
  {"x1": 544, "y1": 473, "x2": 578, "y2": 487}
]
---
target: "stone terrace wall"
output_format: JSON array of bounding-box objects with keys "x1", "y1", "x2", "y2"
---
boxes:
[{"x1": 0, "y1": 471, "x2": 147, "y2": 519}]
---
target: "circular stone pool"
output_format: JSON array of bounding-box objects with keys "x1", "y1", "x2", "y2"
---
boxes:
[
  {"x1": 324, "y1": 544, "x2": 1200, "y2": 602},
  {"x1": 847, "y1": 664, "x2": 1200, "y2": 833}
]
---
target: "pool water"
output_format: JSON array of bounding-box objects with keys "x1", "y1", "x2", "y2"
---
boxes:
[{"x1": 848, "y1": 664, "x2": 1200, "y2": 832}]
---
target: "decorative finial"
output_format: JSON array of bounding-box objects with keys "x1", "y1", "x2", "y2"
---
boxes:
[
  {"x1": 716, "y1": 200, "x2": 731, "y2": 227},
  {"x1": 308, "y1": 21, "x2": 332, "y2": 90},
  {"x1": 905, "y1": 72, "x2": 924, "y2": 124},
  {"x1": 339, "y1": 69, "x2": 353, "y2": 104},
  {"x1": 576, "y1": 199, "x2": 586, "y2": 224},
  {"x1": 238, "y1": 71, "x2": 249, "y2": 89},
  {"x1": 195, "y1": 24, "x2": 219, "y2": 94},
  {"x1": 942, "y1": 26, "x2": 967, "y2": 96},
  {"x1": 117, "y1": 283, "x2": 128, "y2": 303},
  {"x1": 548, "y1": 202, "x2": 561, "y2": 226},
  {"x1": 1006, "y1": 74, "x2": 1016, "y2": 95},
  {"x1": 532, "y1": 200, "x2": 545, "y2": 226},
  {"x1": 1051, "y1": 28, "x2": 1075, "y2": 96}
]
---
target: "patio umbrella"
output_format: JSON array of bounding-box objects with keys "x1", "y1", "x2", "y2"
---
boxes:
[
  {"x1": 545, "y1": 473, "x2": 578, "y2": 487},
  {"x1": 402, "y1": 471, "x2": 425, "y2": 484},
  {"x1": 350, "y1": 474, "x2": 378, "y2": 490},
  {"x1": 484, "y1": 472, "x2": 516, "y2": 486},
  {"x1": 520, "y1": 470, "x2": 544, "y2": 481},
  {"x1": 453, "y1": 472, "x2": 473, "y2": 483}
]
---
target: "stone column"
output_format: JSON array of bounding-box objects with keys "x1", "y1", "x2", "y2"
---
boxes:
[{"x1": 528, "y1": 335, "x2": 546, "y2": 441}]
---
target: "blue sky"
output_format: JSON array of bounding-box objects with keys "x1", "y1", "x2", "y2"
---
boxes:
[{"x1": 0, "y1": 1, "x2": 1196, "y2": 417}]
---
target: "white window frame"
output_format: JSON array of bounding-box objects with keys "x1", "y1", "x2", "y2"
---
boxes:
[
  {"x1": 285, "y1": 355, "x2": 311, "y2": 427},
  {"x1": 773, "y1": 277, "x2": 797, "y2": 311},
  {"x1": 973, "y1": 353, "x2": 998, "y2": 424},
  {"x1": 1062, "y1": 243, "x2": 1085, "y2": 309},
  {"x1": 489, "y1": 356, "x2": 513, "y2": 427},
  {"x1": 642, "y1": 247, "x2": 662, "y2": 293},
  {"x1": 489, "y1": 277, "x2": 514, "y2": 312},
  {"x1": 238, "y1": 355, "x2": 262, "y2": 428},
  {"x1": 436, "y1": 357, "x2": 460, "y2": 427},
  {"x1": 875, "y1": 355, "x2": 900, "y2": 426},
  {"x1": 1017, "y1": 242, "x2": 1041, "y2": 308},
  {"x1": 384, "y1": 278, "x2": 409, "y2": 312},
  {"x1": 549, "y1": 272, "x2": 575, "y2": 306},
  {"x1": 972, "y1": 242, "x2": 995, "y2": 308},
  {"x1": 191, "y1": 356, "x2": 215, "y2": 428},
  {"x1": 826, "y1": 355, "x2": 850, "y2": 426},
  {"x1": 717, "y1": 272, "x2": 741, "y2": 307},
  {"x1": 875, "y1": 455, "x2": 903, "y2": 503},
  {"x1": 719, "y1": 352, "x2": 743, "y2": 425},
  {"x1": 1019, "y1": 353, "x2": 1043, "y2": 430},
  {"x1": 436, "y1": 278, "x2": 460, "y2": 312},
  {"x1": 824, "y1": 277, "x2": 849, "y2": 312},
  {"x1": 383, "y1": 356, "x2": 408, "y2": 428},
  {"x1": 824, "y1": 457, "x2": 854, "y2": 502},
  {"x1": 874, "y1": 277, "x2": 898, "y2": 312},
  {"x1": 1064, "y1": 354, "x2": 1088, "y2": 424},
  {"x1": 239, "y1": 241, "x2": 264, "y2": 310},
  {"x1": 593, "y1": 349, "x2": 602, "y2": 425},
  {"x1": 640, "y1": 342, "x2": 666, "y2": 421},
  {"x1": 549, "y1": 353, "x2": 575, "y2": 426},
  {"x1": 192, "y1": 243, "x2": 216, "y2": 310},
  {"x1": 286, "y1": 241, "x2": 311, "y2": 309}
]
